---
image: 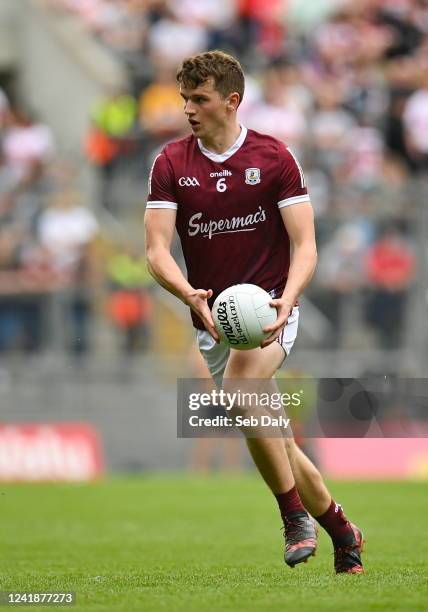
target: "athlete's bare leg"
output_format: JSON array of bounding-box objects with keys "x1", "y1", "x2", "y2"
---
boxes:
[
  {"x1": 224, "y1": 342, "x2": 331, "y2": 513},
  {"x1": 223, "y1": 342, "x2": 318, "y2": 567},
  {"x1": 283, "y1": 438, "x2": 331, "y2": 516},
  {"x1": 223, "y1": 343, "x2": 295, "y2": 493}
]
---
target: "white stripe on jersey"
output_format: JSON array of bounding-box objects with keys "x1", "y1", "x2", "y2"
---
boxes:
[
  {"x1": 148, "y1": 153, "x2": 162, "y2": 195},
  {"x1": 146, "y1": 201, "x2": 178, "y2": 210},
  {"x1": 278, "y1": 194, "x2": 310, "y2": 208},
  {"x1": 286, "y1": 147, "x2": 306, "y2": 188}
]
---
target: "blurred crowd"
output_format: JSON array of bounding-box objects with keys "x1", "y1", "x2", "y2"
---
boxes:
[
  {"x1": 0, "y1": 94, "x2": 154, "y2": 357},
  {"x1": 2, "y1": 0, "x2": 428, "y2": 356}
]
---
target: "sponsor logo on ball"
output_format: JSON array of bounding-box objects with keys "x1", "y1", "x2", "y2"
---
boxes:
[{"x1": 216, "y1": 298, "x2": 249, "y2": 346}]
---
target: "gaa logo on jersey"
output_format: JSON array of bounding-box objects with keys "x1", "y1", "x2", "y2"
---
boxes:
[
  {"x1": 178, "y1": 177, "x2": 200, "y2": 187},
  {"x1": 245, "y1": 168, "x2": 261, "y2": 185}
]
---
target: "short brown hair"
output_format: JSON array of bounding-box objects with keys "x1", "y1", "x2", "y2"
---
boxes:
[{"x1": 177, "y1": 50, "x2": 245, "y2": 106}]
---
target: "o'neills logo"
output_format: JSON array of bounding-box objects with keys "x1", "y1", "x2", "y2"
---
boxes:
[
  {"x1": 188, "y1": 206, "x2": 267, "y2": 239},
  {"x1": 210, "y1": 170, "x2": 232, "y2": 177},
  {"x1": 216, "y1": 298, "x2": 249, "y2": 346}
]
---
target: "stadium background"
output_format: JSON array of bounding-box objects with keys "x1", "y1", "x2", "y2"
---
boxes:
[{"x1": 0, "y1": 1, "x2": 427, "y2": 610}]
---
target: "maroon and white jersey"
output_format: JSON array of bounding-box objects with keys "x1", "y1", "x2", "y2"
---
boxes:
[{"x1": 146, "y1": 126, "x2": 310, "y2": 330}]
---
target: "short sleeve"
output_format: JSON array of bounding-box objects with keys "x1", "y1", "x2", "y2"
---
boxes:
[
  {"x1": 277, "y1": 143, "x2": 310, "y2": 209},
  {"x1": 146, "y1": 151, "x2": 178, "y2": 210}
]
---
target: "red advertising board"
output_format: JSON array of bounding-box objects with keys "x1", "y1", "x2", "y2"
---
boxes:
[
  {"x1": 0, "y1": 423, "x2": 104, "y2": 481},
  {"x1": 316, "y1": 438, "x2": 428, "y2": 479}
]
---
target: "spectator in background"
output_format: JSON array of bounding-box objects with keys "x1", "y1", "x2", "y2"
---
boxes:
[
  {"x1": 315, "y1": 223, "x2": 370, "y2": 348},
  {"x1": 138, "y1": 61, "x2": 186, "y2": 152},
  {"x1": 148, "y1": 10, "x2": 209, "y2": 65},
  {"x1": 403, "y1": 69, "x2": 428, "y2": 171},
  {"x1": 168, "y1": 0, "x2": 237, "y2": 47},
  {"x1": 243, "y1": 60, "x2": 308, "y2": 154},
  {"x1": 374, "y1": 152, "x2": 411, "y2": 217},
  {"x1": 384, "y1": 85, "x2": 415, "y2": 169},
  {"x1": 86, "y1": 90, "x2": 138, "y2": 212},
  {"x1": 274, "y1": 58, "x2": 313, "y2": 115},
  {"x1": 0, "y1": 224, "x2": 24, "y2": 351},
  {"x1": 106, "y1": 244, "x2": 154, "y2": 354},
  {"x1": 310, "y1": 80, "x2": 356, "y2": 177},
  {"x1": 237, "y1": 0, "x2": 288, "y2": 59},
  {"x1": 90, "y1": 90, "x2": 137, "y2": 139},
  {"x1": 375, "y1": 0, "x2": 424, "y2": 59},
  {"x1": 364, "y1": 224, "x2": 416, "y2": 349},
  {"x1": 2, "y1": 109, "x2": 54, "y2": 184},
  {"x1": 167, "y1": 0, "x2": 235, "y2": 28},
  {"x1": 310, "y1": 5, "x2": 363, "y2": 79},
  {"x1": 88, "y1": 0, "x2": 148, "y2": 56},
  {"x1": 0, "y1": 216, "x2": 59, "y2": 354},
  {"x1": 37, "y1": 189, "x2": 99, "y2": 356},
  {"x1": 343, "y1": 123, "x2": 385, "y2": 191}
]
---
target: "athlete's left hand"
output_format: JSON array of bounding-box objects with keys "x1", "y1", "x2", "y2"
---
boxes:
[{"x1": 260, "y1": 298, "x2": 294, "y2": 348}]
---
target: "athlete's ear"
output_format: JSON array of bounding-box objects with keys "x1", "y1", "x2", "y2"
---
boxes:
[{"x1": 226, "y1": 92, "x2": 240, "y2": 112}]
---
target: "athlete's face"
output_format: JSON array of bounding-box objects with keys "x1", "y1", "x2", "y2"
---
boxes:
[{"x1": 179, "y1": 78, "x2": 238, "y2": 140}]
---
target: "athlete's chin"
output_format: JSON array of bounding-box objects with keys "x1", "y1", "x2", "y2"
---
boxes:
[{"x1": 190, "y1": 123, "x2": 203, "y2": 135}]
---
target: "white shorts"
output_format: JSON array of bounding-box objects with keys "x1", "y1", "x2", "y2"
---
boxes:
[{"x1": 196, "y1": 306, "x2": 299, "y2": 385}]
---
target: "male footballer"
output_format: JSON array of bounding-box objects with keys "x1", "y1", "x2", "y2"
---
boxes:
[{"x1": 144, "y1": 50, "x2": 364, "y2": 573}]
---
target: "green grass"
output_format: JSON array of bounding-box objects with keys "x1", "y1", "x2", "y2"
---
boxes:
[{"x1": 0, "y1": 477, "x2": 427, "y2": 611}]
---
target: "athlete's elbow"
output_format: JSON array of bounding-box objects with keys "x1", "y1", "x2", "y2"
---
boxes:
[
  {"x1": 302, "y1": 243, "x2": 317, "y2": 275},
  {"x1": 146, "y1": 245, "x2": 168, "y2": 280},
  {"x1": 299, "y1": 241, "x2": 317, "y2": 264},
  {"x1": 305, "y1": 239, "x2": 317, "y2": 262}
]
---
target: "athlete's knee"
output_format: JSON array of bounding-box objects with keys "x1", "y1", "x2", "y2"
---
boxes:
[
  {"x1": 224, "y1": 344, "x2": 283, "y2": 380},
  {"x1": 224, "y1": 350, "x2": 256, "y2": 378}
]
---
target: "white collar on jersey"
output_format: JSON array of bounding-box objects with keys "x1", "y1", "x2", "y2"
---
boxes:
[{"x1": 197, "y1": 125, "x2": 247, "y2": 163}]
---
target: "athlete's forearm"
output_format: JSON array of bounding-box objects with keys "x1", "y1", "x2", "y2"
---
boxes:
[
  {"x1": 146, "y1": 247, "x2": 194, "y2": 303},
  {"x1": 282, "y1": 242, "x2": 317, "y2": 304}
]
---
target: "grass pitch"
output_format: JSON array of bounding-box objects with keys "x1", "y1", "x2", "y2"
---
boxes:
[{"x1": 0, "y1": 477, "x2": 427, "y2": 611}]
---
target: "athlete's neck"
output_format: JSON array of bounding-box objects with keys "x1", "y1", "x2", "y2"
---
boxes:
[{"x1": 199, "y1": 122, "x2": 241, "y2": 155}]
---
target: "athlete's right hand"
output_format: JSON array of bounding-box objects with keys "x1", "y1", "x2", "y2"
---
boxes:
[{"x1": 184, "y1": 288, "x2": 220, "y2": 343}]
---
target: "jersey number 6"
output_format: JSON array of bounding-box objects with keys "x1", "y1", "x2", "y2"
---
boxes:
[{"x1": 216, "y1": 178, "x2": 227, "y2": 192}]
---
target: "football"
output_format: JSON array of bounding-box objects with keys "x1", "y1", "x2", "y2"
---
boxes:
[{"x1": 212, "y1": 284, "x2": 277, "y2": 350}]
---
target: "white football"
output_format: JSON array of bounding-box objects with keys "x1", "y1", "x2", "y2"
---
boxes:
[{"x1": 212, "y1": 284, "x2": 277, "y2": 350}]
